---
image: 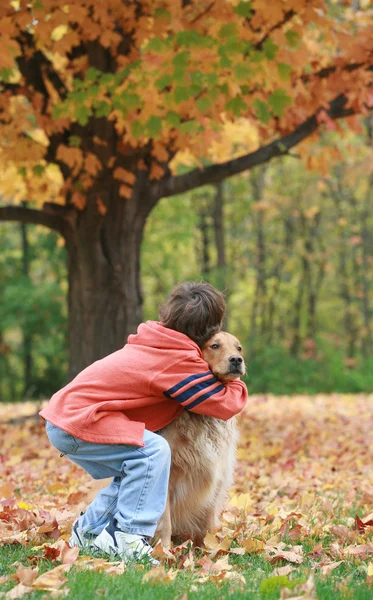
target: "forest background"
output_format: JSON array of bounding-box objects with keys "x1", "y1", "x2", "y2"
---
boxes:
[
  {"x1": 3, "y1": 124, "x2": 373, "y2": 401},
  {"x1": 1, "y1": 0, "x2": 373, "y2": 402}
]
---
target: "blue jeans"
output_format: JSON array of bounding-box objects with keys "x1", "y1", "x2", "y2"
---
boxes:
[{"x1": 45, "y1": 421, "x2": 171, "y2": 537}]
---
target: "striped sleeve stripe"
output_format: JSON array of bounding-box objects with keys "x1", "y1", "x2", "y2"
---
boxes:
[
  {"x1": 171, "y1": 376, "x2": 220, "y2": 404},
  {"x1": 163, "y1": 371, "x2": 213, "y2": 398},
  {"x1": 185, "y1": 384, "x2": 225, "y2": 410}
]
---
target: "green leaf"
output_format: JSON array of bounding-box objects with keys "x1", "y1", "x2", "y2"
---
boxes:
[
  {"x1": 165, "y1": 112, "x2": 181, "y2": 128},
  {"x1": 174, "y1": 86, "x2": 190, "y2": 104},
  {"x1": 220, "y1": 83, "x2": 229, "y2": 96},
  {"x1": 251, "y1": 50, "x2": 264, "y2": 63},
  {"x1": 268, "y1": 89, "x2": 292, "y2": 117},
  {"x1": 74, "y1": 105, "x2": 91, "y2": 125},
  {"x1": 253, "y1": 99, "x2": 271, "y2": 124},
  {"x1": 175, "y1": 31, "x2": 211, "y2": 48},
  {"x1": 262, "y1": 38, "x2": 278, "y2": 60},
  {"x1": 121, "y1": 92, "x2": 141, "y2": 109},
  {"x1": 95, "y1": 101, "x2": 111, "y2": 118},
  {"x1": 234, "y1": 62, "x2": 252, "y2": 81},
  {"x1": 68, "y1": 136, "x2": 81, "y2": 147},
  {"x1": 131, "y1": 120, "x2": 143, "y2": 139},
  {"x1": 224, "y1": 37, "x2": 247, "y2": 55},
  {"x1": 205, "y1": 72, "x2": 219, "y2": 86},
  {"x1": 285, "y1": 30, "x2": 301, "y2": 48},
  {"x1": 225, "y1": 96, "x2": 246, "y2": 117},
  {"x1": 218, "y1": 48, "x2": 232, "y2": 68},
  {"x1": 32, "y1": 165, "x2": 45, "y2": 177},
  {"x1": 155, "y1": 74, "x2": 172, "y2": 91},
  {"x1": 277, "y1": 62, "x2": 292, "y2": 81},
  {"x1": 18, "y1": 167, "x2": 27, "y2": 177},
  {"x1": 180, "y1": 120, "x2": 201, "y2": 135},
  {"x1": 146, "y1": 116, "x2": 162, "y2": 137},
  {"x1": 146, "y1": 37, "x2": 170, "y2": 52},
  {"x1": 0, "y1": 68, "x2": 13, "y2": 83},
  {"x1": 52, "y1": 104, "x2": 64, "y2": 119},
  {"x1": 196, "y1": 96, "x2": 212, "y2": 112},
  {"x1": 85, "y1": 67, "x2": 100, "y2": 82},
  {"x1": 71, "y1": 90, "x2": 87, "y2": 105},
  {"x1": 233, "y1": 1, "x2": 253, "y2": 18},
  {"x1": 173, "y1": 66, "x2": 187, "y2": 84},
  {"x1": 87, "y1": 84, "x2": 100, "y2": 99},
  {"x1": 153, "y1": 7, "x2": 171, "y2": 20},
  {"x1": 173, "y1": 51, "x2": 189, "y2": 69},
  {"x1": 72, "y1": 78, "x2": 84, "y2": 91},
  {"x1": 219, "y1": 23, "x2": 238, "y2": 39}
]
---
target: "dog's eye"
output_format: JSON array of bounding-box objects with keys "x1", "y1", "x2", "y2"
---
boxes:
[
  {"x1": 237, "y1": 346, "x2": 242, "y2": 352},
  {"x1": 210, "y1": 343, "x2": 220, "y2": 350}
]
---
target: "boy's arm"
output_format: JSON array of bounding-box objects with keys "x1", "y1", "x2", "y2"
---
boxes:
[{"x1": 151, "y1": 356, "x2": 248, "y2": 420}]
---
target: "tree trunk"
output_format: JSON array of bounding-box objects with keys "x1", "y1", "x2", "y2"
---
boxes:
[
  {"x1": 212, "y1": 182, "x2": 228, "y2": 328},
  {"x1": 198, "y1": 205, "x2": 211, "y2": 277},
  {"x1": 65, "y1": 180, "x2": 153, "y2": 380},
  {"x1": 20, "y1": 217, "x2": 32, "y2": 397}
]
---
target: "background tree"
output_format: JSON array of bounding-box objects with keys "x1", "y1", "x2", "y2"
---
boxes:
[
  {"x1": 4, "y1": 124, "x2": 373, "y2": 399},
  {"x1": 0, "y1": 1, "x2": 372, "y2": 378}
]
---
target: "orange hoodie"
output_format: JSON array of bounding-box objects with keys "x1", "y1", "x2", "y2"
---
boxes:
[{"x1": 39, "y1": 321, "x2": 248, "y2": 447}]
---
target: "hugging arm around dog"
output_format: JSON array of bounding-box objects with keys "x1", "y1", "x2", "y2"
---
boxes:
[
  {"x1": 40, "y1": 321, "x2": 248, "y2": 447},
  {"x1": 40, "y1": 284, "x2": 248, "y2": 562}
]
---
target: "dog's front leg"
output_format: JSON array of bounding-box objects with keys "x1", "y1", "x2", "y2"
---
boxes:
[{"x1": 153, "y1": 495, "x2": 172, "y2": 549}]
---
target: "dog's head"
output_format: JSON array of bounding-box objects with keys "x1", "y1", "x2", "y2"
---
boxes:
[{"x1": 202, "y1": 331, "x2": 245, "y2": 383}]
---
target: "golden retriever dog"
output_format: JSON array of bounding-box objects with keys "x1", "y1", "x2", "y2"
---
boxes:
[
  {"x1": 154, "y1": 331, "x2": 245, "y2": 547},
  {"x1": 84, "y1": 332, "x2": 245, "y2": 548}
]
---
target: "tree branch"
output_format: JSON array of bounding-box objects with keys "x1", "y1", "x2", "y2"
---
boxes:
[
  {"x1": 153, "y1": 94, "x2": 355, "y2": 199},
  {"x1": 254, "y1": 10, "x2": 295, "y2": 51},
  {"x1": 0, "y1": 205, "x2": 69, "y2": 236}
]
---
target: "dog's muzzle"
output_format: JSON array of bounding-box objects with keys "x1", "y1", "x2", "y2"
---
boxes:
[{"x1": 228, "y1": 355, "x2": 244, "y2": 374}]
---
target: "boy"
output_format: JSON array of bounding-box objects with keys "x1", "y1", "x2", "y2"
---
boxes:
[{"x1": 40, "y1": 282, "x2": 248, "y2": 563}]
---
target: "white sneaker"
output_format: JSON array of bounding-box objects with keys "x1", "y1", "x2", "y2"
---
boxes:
[
  {"x1": 92, "y1": 517, "x2": 159, "y2": 565},
  {"x1": 69, "y1": 518, "x2": 97, "y2": 549}
]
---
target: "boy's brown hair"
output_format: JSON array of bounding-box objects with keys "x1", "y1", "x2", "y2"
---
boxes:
[{"x1": 159, "y1": 281, "x2": 225, "y2": 348}]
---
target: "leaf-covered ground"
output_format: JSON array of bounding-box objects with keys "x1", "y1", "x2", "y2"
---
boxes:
[{"x1": 1, "y1": 395, "x2": 373, "y2": 599}]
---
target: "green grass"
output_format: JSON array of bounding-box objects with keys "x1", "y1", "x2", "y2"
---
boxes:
[{"x1": 1, "y1": 544, "x2": 373, "y2": 599}]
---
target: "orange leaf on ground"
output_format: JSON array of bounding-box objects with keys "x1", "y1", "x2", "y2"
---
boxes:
[
  {"x1": 142, "y1": 566, "x2": 178, "y2": 585},
  {"x1": 355, "y1": 514, "x2": 373, "y2": 532},
  {"x1": 56, "y1": 540, "x2": 79, "y2": 565},
  {"x1": 31, "y1": 564, "x2": 70, "y2": 591},
  {"x1": 343, "y1": 544, "x2": 373, "y2": 558},
  {"x1": 14, "y1": 564, "x2": 39, "y2": 585},
  {"x1": 267, "y1": 549, "x2": 304, "y2": 565},
  {"x1": 3, "y1": 582, "x2": 33, "y2": 599}
]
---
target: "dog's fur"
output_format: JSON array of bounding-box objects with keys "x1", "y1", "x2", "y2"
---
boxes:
[{"x1": 154, "y1": 331, "x2": 245, "y2": 547}]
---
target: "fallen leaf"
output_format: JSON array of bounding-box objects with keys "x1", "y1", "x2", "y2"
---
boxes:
[
  {"x1": 272, "y1": 565, "x2": 294, "y2": 577},
  {"x1": 319, "y1": 561, "x2": 343, "y2": 576},
  {"x1": 229, "y1": 493, "x2": 253, "y2": 510},
  {"x1": 343, "y1": 544, "x2": 373, "y2": 558},
  {"x1": 58, "y1": 541, "x2": 79, "y2": 565},
  {"x1": 142, "y1": 566, "x2": 178, "y2": 585},
  {"x1": 268, "y1": 549, "x2": 304, "y2": 565},
  {"x1": 151, "y1": 540, "x2": 176, "y2": 562},
  {"x1": 31, "y1": 564, "x2": 70, "y2": 591},
  {"x1": 355, "y1": 514, "x2": 373, "y2": 532},
  {"x1": 241, "y1": 538, "x2": 265, "y2": 553},
  {"x1": 14, "y1": 564, "x2": 39, "y2": 585}
]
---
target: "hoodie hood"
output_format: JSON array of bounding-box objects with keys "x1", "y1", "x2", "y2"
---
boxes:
[{"x1": 128, "y1": 321, "x2": 203, "y2": 356}]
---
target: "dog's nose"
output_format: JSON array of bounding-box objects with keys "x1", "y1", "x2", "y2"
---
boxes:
[{"x1": 229, "y1": 355, "x2": 243, "y2": 366}]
